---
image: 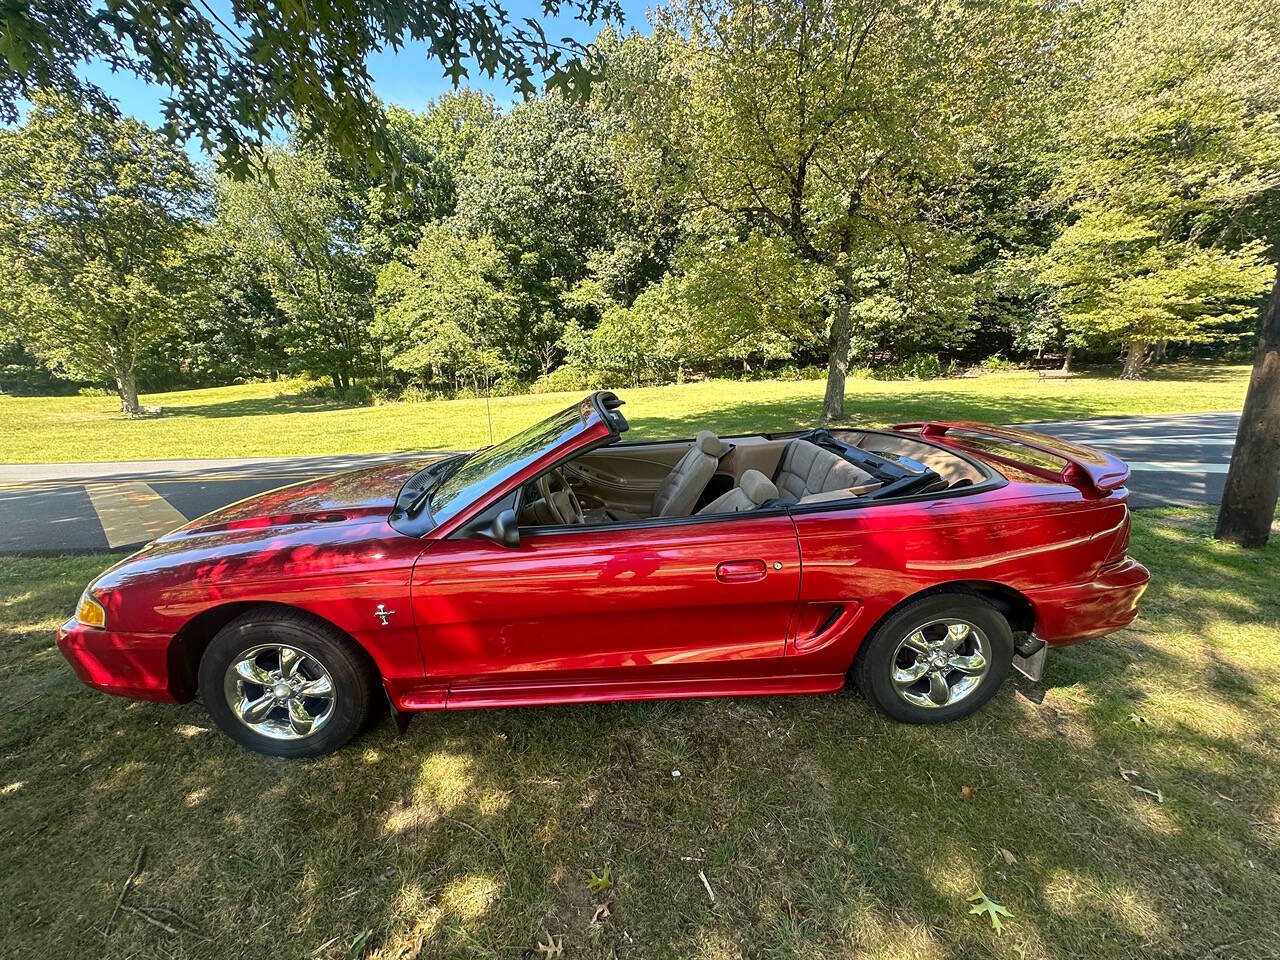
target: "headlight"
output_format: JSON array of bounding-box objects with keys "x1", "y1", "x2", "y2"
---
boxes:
[{"x1": 76, "y1": 590, "x2": 106, "y2": 628}]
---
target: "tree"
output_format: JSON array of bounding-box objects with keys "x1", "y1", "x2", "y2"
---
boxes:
[
  {"x1": 1216, "y1": 266, "x2": 1280, "y2": 546},
  {"x1": 361, "y1": 94, "x2": 498, "y2": 264},
  {"x1": 374, "y1": 225, "x2": 517, "y2": 390},
  {"x1": 216, "y1": 147, "x2": 373, "y2": 391},
  {"x1": 0, "y1": 0, "x2": 622, "y2": 174},
  {"x1": 1040, "y1": 0, "x2": 1280, "y2": 379},
  {"x1": 0, "y1": 94, "x2": 207, "y2": 413},
  {"x1": 453, "y1": 94, "x2": 628, "y2": 378},
  {"x1": 608, "y1": 0, "x2": 1053, "y2": 419},
  {"x1": 1039, "y1": 211, "x2": 1270, "y2": 378}
]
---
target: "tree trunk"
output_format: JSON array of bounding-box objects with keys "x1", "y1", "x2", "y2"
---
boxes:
[
  {"x1": 821, "y1": 258, "x2": 855, "y2": 422},
  {"x1": 1062, "y1": 345, "x2": 1074, "y2": 373},
  {"x1": 1120, "y1": 340, "x2": 1148, "y2": 379},
  {"x1": 114, "y1": 363, "x2": 141, "y2": 415},
  {"x1": 1215, "y1": 263, "x2": 1280, "y2": 548}
]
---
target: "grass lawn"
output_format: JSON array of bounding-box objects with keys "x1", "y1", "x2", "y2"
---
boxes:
[
  {"x1": 2, "y1": 362, "x2": 1251, "y2": 463},
  {"x1": 1, "y1": 508, "x2": 1278, "y2": 959}
]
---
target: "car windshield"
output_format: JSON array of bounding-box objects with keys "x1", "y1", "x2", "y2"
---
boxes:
[{"x1": 428, "y1": 397, "x2": 599, "y2": 525}]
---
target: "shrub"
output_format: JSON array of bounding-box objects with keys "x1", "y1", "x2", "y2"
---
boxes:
[
  {"x1": 978, "y1": 354, "x2": 1016, "y2": 373},
  {"x1": 530, "y1": 366, "x2": 611, "y2": 394},
  {"x1": 398, "y1": 384, "x2": 443, "y2": 404},
  {"x1": 341, "y1": 383, "x2": 374, "y2": 406},
  {"x1": 901, "y1": 353, "x2": 942, "y2": 380},
  {"x1": 774, "y1": 363, "x2": 826, "y2": 382}
]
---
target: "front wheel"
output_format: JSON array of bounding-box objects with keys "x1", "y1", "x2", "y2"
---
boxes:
[
  {"x1": 853, "y1": 594, "x2": 1014, "y2": 724},
  {"x1": 199, "y1": 610, "x2": 377, "y2": 758}
]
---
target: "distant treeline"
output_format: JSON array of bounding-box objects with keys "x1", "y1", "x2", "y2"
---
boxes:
[{"x1": 1, "y1": 0, "x2": 1275, "y2": 415}]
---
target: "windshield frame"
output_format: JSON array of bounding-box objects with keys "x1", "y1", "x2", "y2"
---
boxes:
[{"x1": 388, "y1": 392, "x2": 626, "y2": 539}]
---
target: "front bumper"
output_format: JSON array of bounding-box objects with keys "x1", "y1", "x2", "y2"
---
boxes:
[
  {"x1": 56, "y1": 619, "x2": 178, "y2": 702},
  {"x1": 1028, "y1": 557, "x2": 1151, "y2": 645}
]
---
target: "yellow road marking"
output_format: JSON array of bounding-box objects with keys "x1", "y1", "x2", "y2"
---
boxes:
[
  {"x1": 84, "y1": 482, "x2": 189, "y2": 548},
  {"x1": 0, "y1": 474, "x2": 319, "y2": 491}
]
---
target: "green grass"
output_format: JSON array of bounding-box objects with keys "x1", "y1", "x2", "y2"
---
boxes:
[
  {"x1": 2, "y1": 509, "x2": 1278, "y2": 958},
  {"x1": 1, "y1": 362, "x2": 1251, "y2": 463}
]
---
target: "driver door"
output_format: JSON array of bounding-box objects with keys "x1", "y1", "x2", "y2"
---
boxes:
[{"x1": 410, "y1": 512, "x2": 801, "y2": 703}]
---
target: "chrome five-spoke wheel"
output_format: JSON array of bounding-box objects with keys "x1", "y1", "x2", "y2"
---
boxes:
[
  {"x1": 890, "y1": 618, "x2": 991, "y2": 709},
  {"x1": 223, "y1": 643, "x2": 336, "y2": 740},
  {"x1": 855, "y1": 595, "x2": 1012, "y2": 723}
]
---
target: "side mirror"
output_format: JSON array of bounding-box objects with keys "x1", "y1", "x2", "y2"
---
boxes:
[{"x1": 479, "y1": 508, "x2": 520, "y2": 548}]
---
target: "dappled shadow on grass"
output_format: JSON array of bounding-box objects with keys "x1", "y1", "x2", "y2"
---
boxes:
[
  {"x1": 625, "y1": 378, "x2": 1153, "y2": 441},
  {"x1": 160, "y1": 391, "x2": 350, "y2": 419},
  {"x1": 2, "y1": 510, "x2": 1279, "y2": 959},
  {"x1": 148, "y1": 361, "x2": 1243, "y2": 429}
]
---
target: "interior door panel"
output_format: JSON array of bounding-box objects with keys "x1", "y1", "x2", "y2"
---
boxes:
[{"x1": 566, "y1": 442, "x2": 692, "y2": 514}]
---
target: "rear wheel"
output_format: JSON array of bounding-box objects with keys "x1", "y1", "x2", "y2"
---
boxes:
[
  {"x1": 199, "y1": 610, "x2": 377, "y2": 758},
  {"x1": 854, "y1": 593, "x2": 1013, "y2": 723}
]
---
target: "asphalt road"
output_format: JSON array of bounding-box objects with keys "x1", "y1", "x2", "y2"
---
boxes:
[{"x1": 0, "y1": 411, "x2": 1244, "y2": 554}]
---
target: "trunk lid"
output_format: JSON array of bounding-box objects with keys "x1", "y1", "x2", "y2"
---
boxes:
[{"x1": 893, "y1": 421, "x2": 1131, "y2": 497}]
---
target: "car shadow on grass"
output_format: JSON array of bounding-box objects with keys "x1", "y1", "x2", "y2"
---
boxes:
[{"x1": 2, "y1": 509, "x2": 1278, "y2": 959}]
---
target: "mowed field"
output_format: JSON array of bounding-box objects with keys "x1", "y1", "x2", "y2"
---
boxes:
[
  {"x1": 1, "y1": 508, "x2": 1279, "y2": 959},
  {"x1": 2, "y1": 363, "x2": 1252, "y2": 463}
]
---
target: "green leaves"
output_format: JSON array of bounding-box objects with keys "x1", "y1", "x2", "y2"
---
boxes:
[
  {"x1": 968, "y1": 888, "x2": 1013, "y2": 935},
  {"x1": 0, "y1": 94, "x2": 206, "y2": 409},
  {"x1": 1039, "y1": 0, "x2": 1280, "y2": 372},
  {"x1": 585, "y1": 866, "x2": 614, "y2": 892},
  {"x1": 373, "y1": 224, "x2": 517, "y2": 387},
  {"x1": 0, "y1": 1, "x2": 624, "y2": 175}
]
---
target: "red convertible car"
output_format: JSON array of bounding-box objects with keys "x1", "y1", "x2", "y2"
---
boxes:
[{"x1": 58, "y1": 392, "x2": 1149, "y2": 757}]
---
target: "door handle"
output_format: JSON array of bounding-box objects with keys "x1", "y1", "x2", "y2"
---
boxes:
[{"x1": 716, "y1": 559, "x2": 767, "y2": 583}]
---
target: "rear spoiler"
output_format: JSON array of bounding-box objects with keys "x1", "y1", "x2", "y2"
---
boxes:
[{"x1": 892, "y1": 421, "x2": 1130, "y2": 497}]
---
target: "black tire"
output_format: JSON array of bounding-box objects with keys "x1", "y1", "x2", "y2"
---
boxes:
[
  {"x1": 199, "y1": 609, "x2": 378, "y2": 758},
  {"x1": 853, "y1": 593, "x2": 1014, "y2": 724}
]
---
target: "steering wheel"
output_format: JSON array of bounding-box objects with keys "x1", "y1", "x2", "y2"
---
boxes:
[{"x1": 535, "y1": 468, "x2": 585, "y2": 524}]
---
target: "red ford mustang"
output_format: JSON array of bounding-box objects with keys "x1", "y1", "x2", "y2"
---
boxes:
[{"x1": 58, "y1": 392, "x2": 1149, "y2": 757}]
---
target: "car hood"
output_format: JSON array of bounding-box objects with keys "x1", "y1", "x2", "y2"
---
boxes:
[
  {"x1": 159, "y1": 460, "x2": 428, "y2": 541},
  {"x1": 88, "y1": 458, "x2": 441, "y2": 615}
]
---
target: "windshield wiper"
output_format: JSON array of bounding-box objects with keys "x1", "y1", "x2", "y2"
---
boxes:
[{"x1": 404, "y1": 455, "x2": 465, "y2": 518}]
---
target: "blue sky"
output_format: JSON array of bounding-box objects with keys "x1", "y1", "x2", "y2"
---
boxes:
[{"x1": 81, "y1": 0, "x2": 654, "y2": 156}]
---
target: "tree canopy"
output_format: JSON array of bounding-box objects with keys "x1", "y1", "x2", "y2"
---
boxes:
[
  {"x1": 1, "y1": 0, "x2": 1276, "y2": 413},
  {"x1": 0, "y1": 0, "x2": 622, "y2": 174}
]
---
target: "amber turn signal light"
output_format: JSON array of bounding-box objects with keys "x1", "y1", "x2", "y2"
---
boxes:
[{"x1": 76, "y1": 591, "x2": 106, "y2": 629}]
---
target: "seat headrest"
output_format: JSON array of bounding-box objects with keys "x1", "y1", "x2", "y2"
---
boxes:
[
  {"x1": 695, "y1": 430, "x2": 731, "y2": 457},
  {"x1": 739, "y1": 469, "x2": 778, "y2": 504}
]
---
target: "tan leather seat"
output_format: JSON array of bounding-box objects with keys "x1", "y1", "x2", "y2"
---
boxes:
[
  {"x1": 651, "y1": 430, "x2": 731, "y2": 517},
  {"x1": 775, "y1": 439, "x2": 876, "y2": 502},
  {"x1": 697, "y1": 470, "x2": 778, "y2": 515},
  {"x1": 584, "y1": 430, "x2": 731, "y2": 522}
]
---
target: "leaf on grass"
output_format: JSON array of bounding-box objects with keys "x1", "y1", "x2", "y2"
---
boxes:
[
  {"x1": 968, "y1": 889, "x2": 1013, "y2": 935},
  {"x1": 586, "y1": 867, "x2": 613, "y2": 892},
  {"x1": 997, "y1": 847, "x2": 1017, "y2": 866},
  {"x1": 959, "y1": 784, "x2": 976, "y2": 800},
  {"x1": 348, "y1": 929, "x2": 374, "y2": 957},
  {"x1": 1131, "y1": 783, "x2": 1164, "y2": 803},
  {"x1": 591, "y1": 903, "x2": 611, "y2": 925},
  {"x1": 534, "y1": 932, "x2": 564, "y2": 958}
]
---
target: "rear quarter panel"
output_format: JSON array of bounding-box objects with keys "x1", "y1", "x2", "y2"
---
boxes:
[{"x1": 788, "y1": 476, "x2": 1131, "y2": 674}]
